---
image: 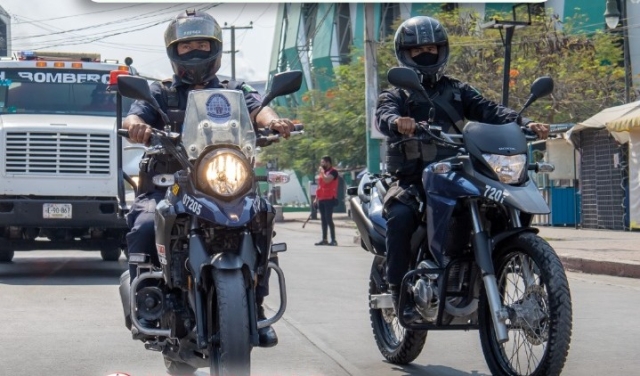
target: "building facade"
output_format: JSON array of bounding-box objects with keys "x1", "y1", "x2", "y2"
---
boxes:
[{"x1": 268, "y1": 1, "x2": 639, "y2": 104}]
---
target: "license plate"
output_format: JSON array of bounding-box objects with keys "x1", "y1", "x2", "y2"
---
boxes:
[{"x1": 43, "y1": 203, "x2": 72, "y2": 219}]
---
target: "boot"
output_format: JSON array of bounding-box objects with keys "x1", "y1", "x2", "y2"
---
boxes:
[
  {"x1": 256, "y1": 303, "x2": 278, "y2": 348},
  {"x1": 389, "y1": 284, "x2": 422, "y2": 324}
]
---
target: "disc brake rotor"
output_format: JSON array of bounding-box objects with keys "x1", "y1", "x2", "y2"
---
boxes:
[{"x1": 509, "y1": 284, "x2": 549, "y2": 345}]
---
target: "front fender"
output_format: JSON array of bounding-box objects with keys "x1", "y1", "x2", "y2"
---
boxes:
[
  {"x1": 211, "y1": 252, "x2": 243, "y2": 270},
  {"x1": 491, "y1": 227, "x2": 539, "y2": 250}
]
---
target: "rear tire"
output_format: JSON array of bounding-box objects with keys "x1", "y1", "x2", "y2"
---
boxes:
[
  {"x1": 100, "y1": 246, "x2": 122, "y2": 261},
  {"x1": 479, "y1": 232, "x2": 572, "y2": 376},
  {"x1": 209, "y1": 269, "x2": 251, "y2": 376},
  {"x1": 0, "y1": 248, "x2": 14, "y2": 263},
  {"x1": 369, "y1": 256, "x2": 427, "y2": 364}
]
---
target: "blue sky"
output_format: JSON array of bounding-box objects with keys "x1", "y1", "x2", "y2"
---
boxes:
[{"x1": 2, "y1": 0, "x2": 278, "y2": 81}]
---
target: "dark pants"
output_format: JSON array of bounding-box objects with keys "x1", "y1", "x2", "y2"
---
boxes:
[
  {"x1": 384, "y1": 199, "x2": 419, "y2": 286},
  {"x1": 318, "y1": 199, "x2": 336, "y2": 242},
  {"x1": 125, "y1": 190, "x2": 271, "y2": 301}
]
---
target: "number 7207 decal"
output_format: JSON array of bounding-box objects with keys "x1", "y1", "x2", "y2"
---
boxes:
[{"x1": 483, "y1": 185, "x2": 506, "y2": 203}]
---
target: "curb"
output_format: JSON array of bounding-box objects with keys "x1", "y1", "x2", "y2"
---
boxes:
[
  {"x1": 558, "y1": 256, "x2": 640, "y2": 279},
  {"x1": 284, "y1": 218, "x2": 640, "y2": 279}
]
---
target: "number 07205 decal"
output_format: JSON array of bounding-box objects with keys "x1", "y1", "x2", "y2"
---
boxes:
[
  {"x1": 483, "y1": 185, "x2": 506, "y2": 203},
  {"x1": 182, "y1": 194, "x2": 203, "y2": 215}
]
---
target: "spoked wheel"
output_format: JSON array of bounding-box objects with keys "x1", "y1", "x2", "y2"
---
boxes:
[
  {"x1": 208, "y1": 269, "x2": 251, "y2": 376},
  {"x1": 369, "y1": 256, "x2": 427, "y2": 365},
  {"x1": 479, "y1": 232, "x2": 572, "y2": 376}
]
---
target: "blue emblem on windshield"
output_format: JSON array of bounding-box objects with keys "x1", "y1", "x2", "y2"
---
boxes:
[{"x1": 206, "y1": 93, "x2": 231, "y2": 122}]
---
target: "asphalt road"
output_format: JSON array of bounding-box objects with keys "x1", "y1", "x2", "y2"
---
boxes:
[{"x1": 0, "y1": 221, "x2": 639, "y2": 376}]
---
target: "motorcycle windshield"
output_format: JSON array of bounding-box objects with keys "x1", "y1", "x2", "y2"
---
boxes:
[{"x1": 180, "y1": 89, "x2": 257, "y2": 160}]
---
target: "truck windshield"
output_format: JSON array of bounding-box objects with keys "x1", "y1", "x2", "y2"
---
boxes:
[{"x1": 0, "y1": 68, "x2": 134, "y2": 116}]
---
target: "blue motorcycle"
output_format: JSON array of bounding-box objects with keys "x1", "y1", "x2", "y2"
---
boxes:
[
  {"x1": 349, "y1": 67, "x2": 572, "y2": 375},
  {"x1": 114, "y1": 71, "x2": 303, "y2": 376}
]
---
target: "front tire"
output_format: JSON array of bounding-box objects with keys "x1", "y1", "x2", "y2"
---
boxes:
[
  {"x1": 209, "y1": 269, "x2": 251, "y2": 376},
  {"x1": 369, "y1": 256, "x2": 427, "y2": 364},
  {"x1": 479, "y1": 232, "x2": 572, "y2": 376}
]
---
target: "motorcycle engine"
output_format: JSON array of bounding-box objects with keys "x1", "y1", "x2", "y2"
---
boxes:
[{"x1": 411, "y1": 260, "x2": 440, "y2": 322}]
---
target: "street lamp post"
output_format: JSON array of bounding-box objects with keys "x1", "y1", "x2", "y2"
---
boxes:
[
  {"x1": 481, "y1": 4, "x2": 532, "y2": 107},
  {"x1": 604, "y1": 0, "x2": 631, "y2": 103}
]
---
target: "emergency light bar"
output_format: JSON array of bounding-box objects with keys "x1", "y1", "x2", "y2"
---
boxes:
[{"x1": 17, "y1": 50, "x2": 102, "y2": 62}]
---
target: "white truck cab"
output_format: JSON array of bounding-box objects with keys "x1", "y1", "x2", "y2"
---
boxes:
[{"x1": 0, "y1": 51, "x2": 143, "y2": 262}]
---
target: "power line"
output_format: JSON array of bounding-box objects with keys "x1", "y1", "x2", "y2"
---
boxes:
[
  {"x1": 11, "y1": 4, "x2": 144, "y2": 24},
  {"x1": 11, "y1": 4, "x2": 221, "y2": 51},
  {"x1": 12, "y1": 3, "x2": 189, "y2": 41}
]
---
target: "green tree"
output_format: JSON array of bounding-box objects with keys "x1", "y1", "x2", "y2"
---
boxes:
[{"x1": 260, "y1": 7, "x2": 630, "y2": 177}]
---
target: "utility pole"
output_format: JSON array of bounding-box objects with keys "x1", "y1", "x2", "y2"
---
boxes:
[
  {"x1": 222, "y1": 22, "x2": 253, "y2": 81},
  {"x1": 364, "y1": 4, "x2": 380, "y2": 174}
]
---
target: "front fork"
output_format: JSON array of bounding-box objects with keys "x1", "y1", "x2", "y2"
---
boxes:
[{"x1": 469, "y1": 200, "x2": 509, "y2": 343}]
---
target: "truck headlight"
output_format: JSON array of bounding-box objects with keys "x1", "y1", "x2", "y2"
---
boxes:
[
  {"x1": 196, "y1": 148, "x2": 252, "y2": 200},
  {"x1": 482, "y1": 154, "x2": 527, "y2": 184}
]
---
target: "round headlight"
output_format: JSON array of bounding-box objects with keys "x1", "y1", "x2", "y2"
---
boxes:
[{"x1": 196, "y1": 148, "x2": 252, "y2": 200}]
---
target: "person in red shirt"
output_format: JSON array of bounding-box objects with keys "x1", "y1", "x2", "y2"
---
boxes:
[{"x1": 314, "y1": 155, "x2": 339, "y2": 246}]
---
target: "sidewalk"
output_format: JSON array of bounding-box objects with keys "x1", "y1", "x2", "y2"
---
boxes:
[{"x1": 280, "y1": 211, "x2": 640, "y2": 279}]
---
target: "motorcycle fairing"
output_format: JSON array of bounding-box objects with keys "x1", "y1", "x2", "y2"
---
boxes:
[
  {"x1": 463, "y1": 121, "x2": 528, "y2": 156},
  {"x1": 423, "y1": 154, "x2": 549, "y2": 258},
  {"x1": 165, "y1": 176, "x2": 260, "y2": 227}
]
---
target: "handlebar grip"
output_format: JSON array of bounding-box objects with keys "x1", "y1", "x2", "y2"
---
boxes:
[
  {"x1": 293, "y1": 124, "x2": 304, "y2": 132},
  {"x1": 117, "y1": 129, "x2": 130, "y2": 138}
]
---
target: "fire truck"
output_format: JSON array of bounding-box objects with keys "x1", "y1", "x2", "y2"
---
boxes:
[{"x1": 0, "y1": 51, "x2": 144, "y2": 262}]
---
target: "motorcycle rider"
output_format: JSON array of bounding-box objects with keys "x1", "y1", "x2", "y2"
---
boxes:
[
  {"x1": 123, "y1": 9, "x2": 294, "y2": 347},
  {"x1": 375, "y1": 16, "x2": 550, "y2": 319}
]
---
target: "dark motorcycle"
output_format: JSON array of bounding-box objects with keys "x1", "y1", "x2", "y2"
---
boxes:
[
  {"x1": 349, "y1": 67, "x2": 572, "y2": 375},
  {"x1": 114, "y1": 71, "x2": 303, "y2": 376}
]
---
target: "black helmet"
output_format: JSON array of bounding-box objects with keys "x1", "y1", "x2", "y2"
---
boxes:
[
  {"x1": 164, "y1": 9, "x2": 223, "y2": 85},
  {"x1": 394, "y1": 16, "x2": 450, "y2": 85}
]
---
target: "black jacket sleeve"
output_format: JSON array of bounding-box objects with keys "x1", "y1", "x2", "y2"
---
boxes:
[
  {"x1": 458, "y1": 81, "x2": 532, "y2": 126},
  {"x1": 375, "y1": 88, "x2": 404, "y2": 137}
]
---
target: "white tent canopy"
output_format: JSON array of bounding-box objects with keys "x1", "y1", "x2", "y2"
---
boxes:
[{"x1": 566, "y1": 100, "x2": 640, "y2": 147}]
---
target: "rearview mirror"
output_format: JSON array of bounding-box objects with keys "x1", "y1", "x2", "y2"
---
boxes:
[
  {"x1": 518, "y1": 76, "x2": 554, "y2": 117},
  {"x1": 117, "y1": 75, "x2": 170, "y2": 126},
  {"x1": 529, "y1": 76, "x2": 554, "y2": 100},
  {"x1": 117, "y1": 75, "x2": 154, "y2": 103},
  {"x1": 387, "y1": 67, "x2": 423, "y2": 92},
  {"x1": 262, "y1": 71, "x2": 303, "y2": 106}
]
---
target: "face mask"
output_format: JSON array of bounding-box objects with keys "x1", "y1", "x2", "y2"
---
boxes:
[
  {"x1": 412, "y1": 52, "x2": 438, "y2": 66},
  {"x1": 179, "y1": 49, "x2": 211, "y2": 61}
]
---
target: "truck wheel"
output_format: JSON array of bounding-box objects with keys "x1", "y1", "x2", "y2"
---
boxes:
[
  {"x1": 100, "y1": 247, "x2": 122, "y2": 261},
  {"x1": 0, "y1": 249, "x2": 14, "y2": 263}
]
